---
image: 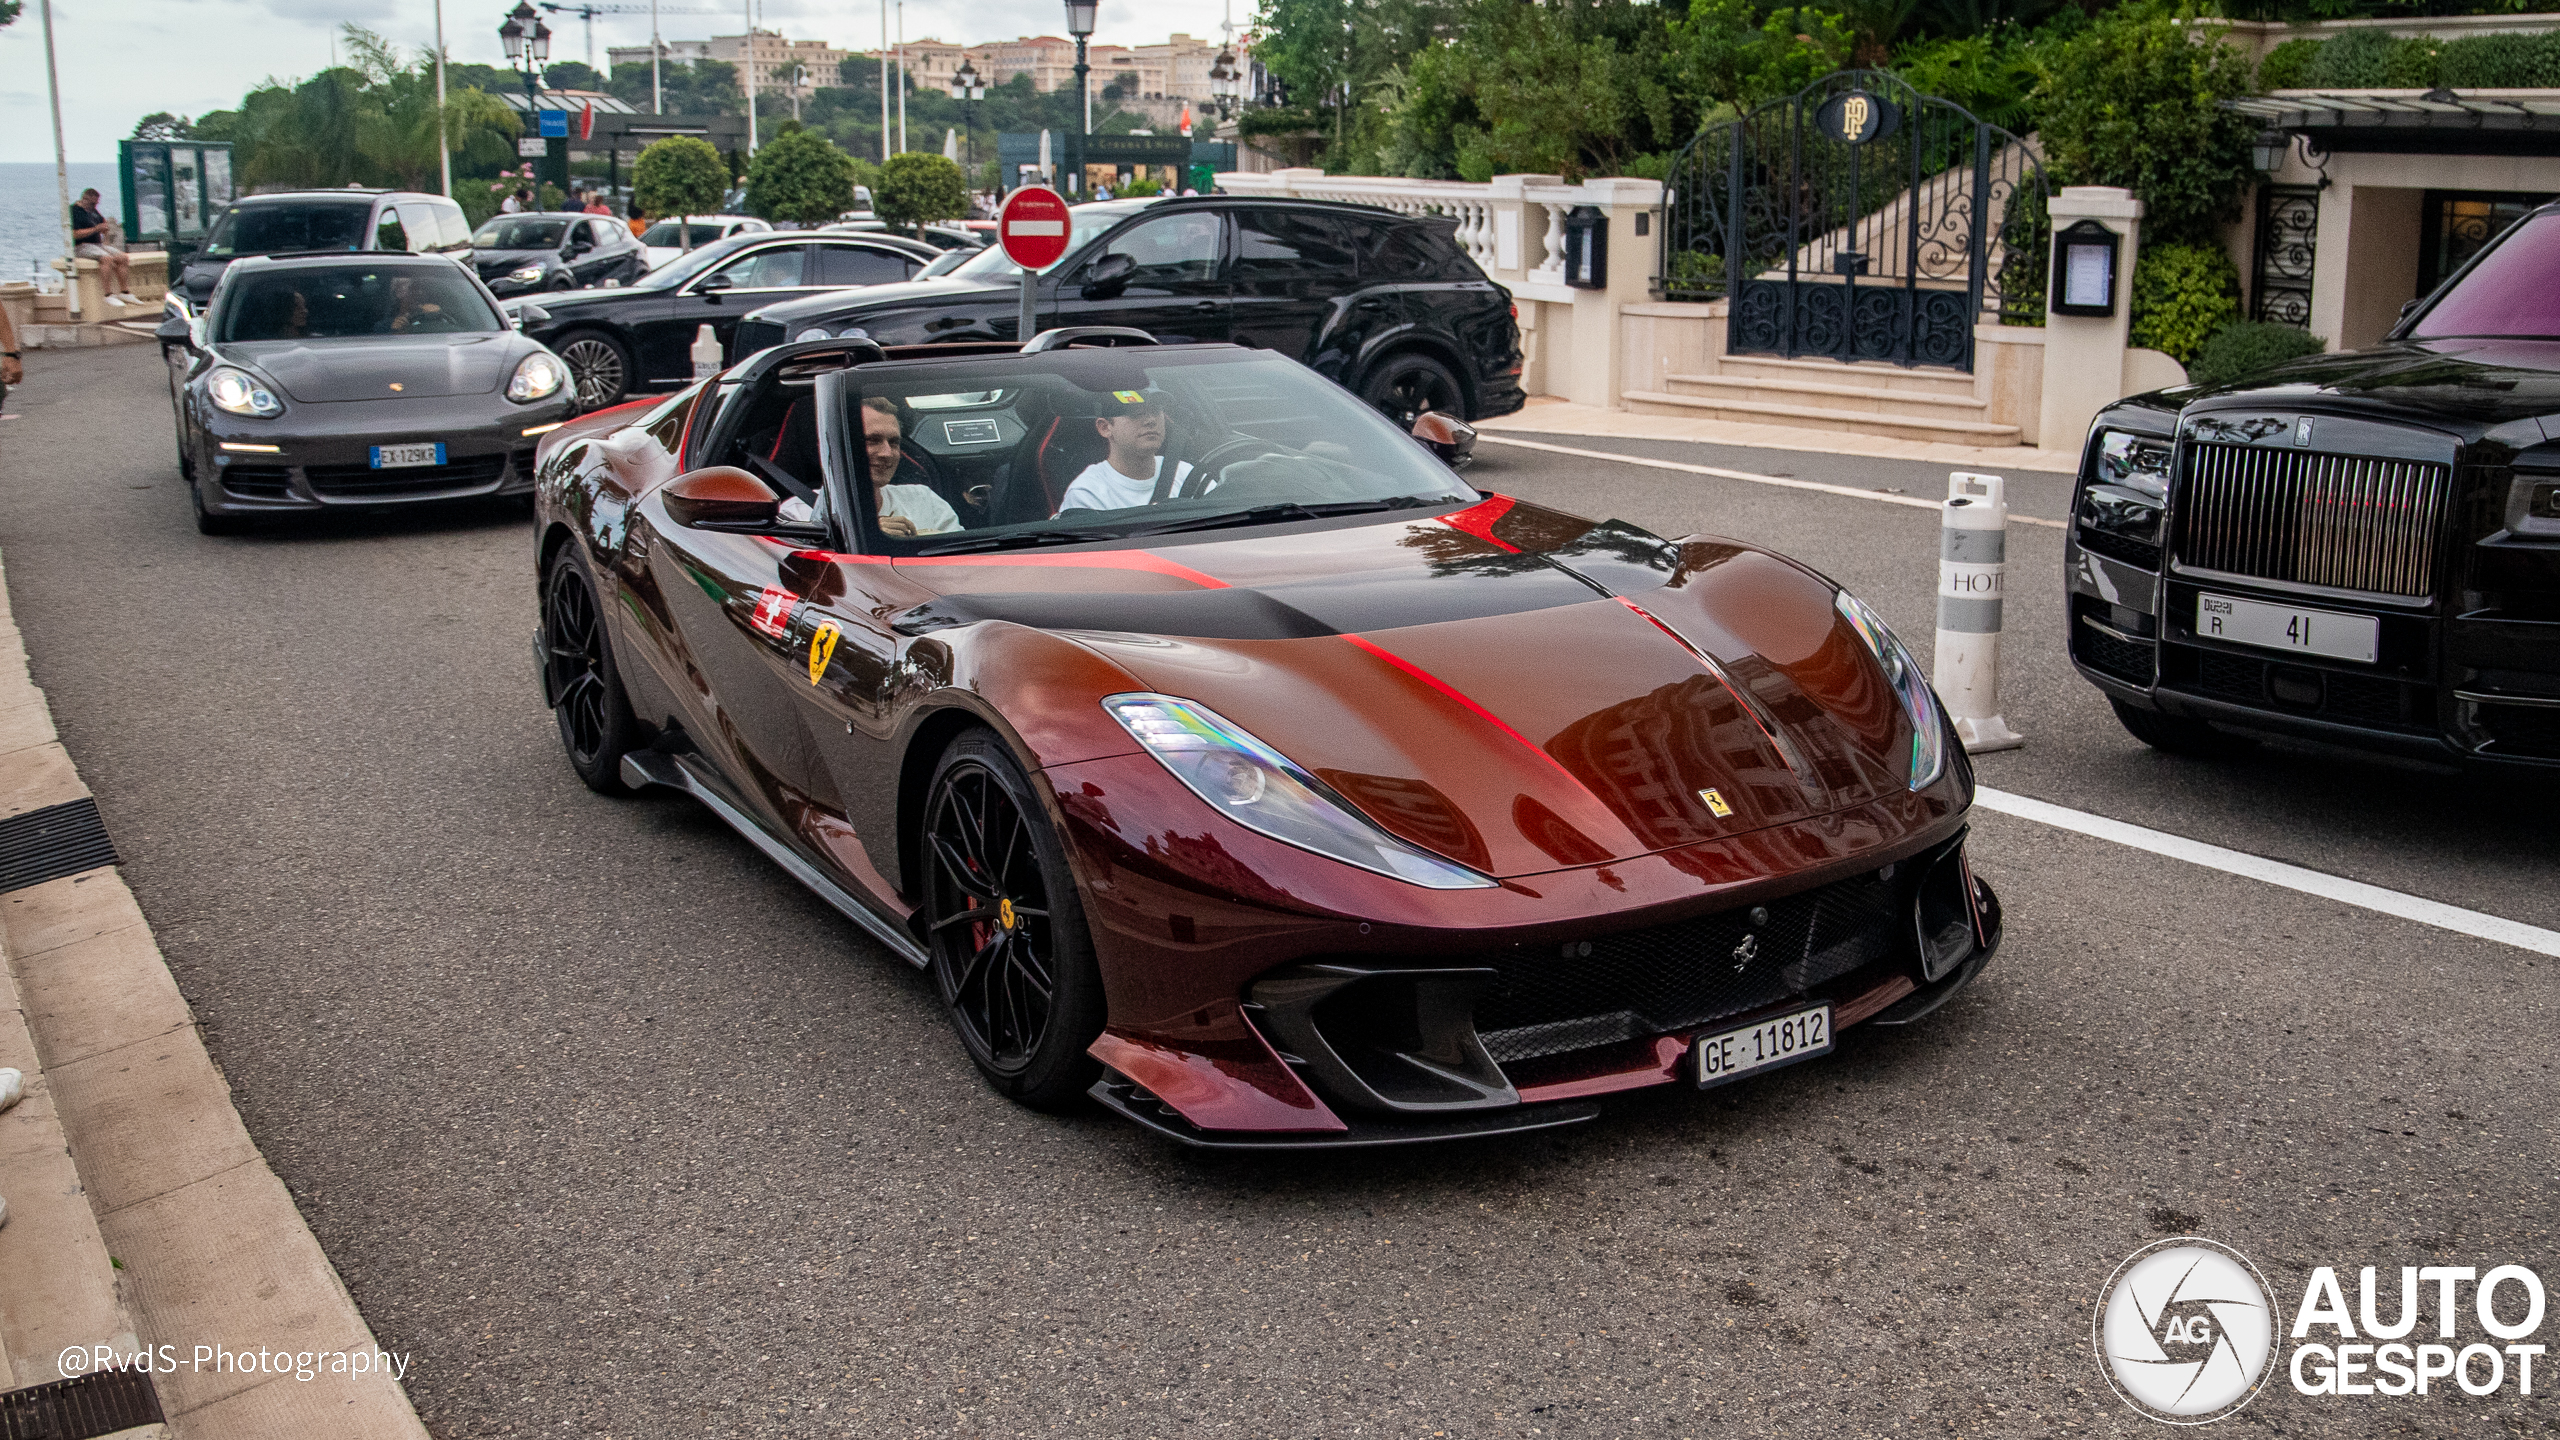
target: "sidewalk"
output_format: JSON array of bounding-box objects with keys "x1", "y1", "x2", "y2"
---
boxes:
[
  {"x1": 1477, "y1": 396, "x2": 2083, "y2": 475},
  {"x1": 0, "y1": 546, "x2": 428, "y2": 1439}
]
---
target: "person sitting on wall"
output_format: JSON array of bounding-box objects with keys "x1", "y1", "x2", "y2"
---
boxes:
[{"x1": 69, "y1": 189, "x2": 140, "y2": 308}]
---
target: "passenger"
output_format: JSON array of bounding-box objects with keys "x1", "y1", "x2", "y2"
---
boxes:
[
  {"x1": 1055, "y1": 390, "x2": 1194, "y2": 513},
  {"x1": 379, "y1": 275, "x2": 446, "y2": 333},
  {"x1": 861, "y1": 396, "x2": 960, "y2": 537}
]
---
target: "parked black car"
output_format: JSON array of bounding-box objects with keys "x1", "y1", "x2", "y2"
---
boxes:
[
  {"x1": 731, "y1": 197, "x2": 1527, "y2": 423},
  {"x1": 171, "y1": 190, "x2": 473, "y2": 310},
  {"x1": 512, "y1": 229, "x2": 941, "y2": 409},
  {"x1": 2066, "y1": 199, "x2": 2560, "y2": 770},
  {"x1": 469, "y1": 212, "x2": 647, "y2": 296}
]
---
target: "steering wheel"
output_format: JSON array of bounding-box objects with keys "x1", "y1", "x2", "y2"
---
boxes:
[{"x1": 1184, "y1": 434, "x2": 1292, "y2": 489}]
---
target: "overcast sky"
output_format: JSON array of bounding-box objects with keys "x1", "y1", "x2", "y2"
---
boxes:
[{"x1": 1, "y1": 0, "x2": 1248, "y2": 163}]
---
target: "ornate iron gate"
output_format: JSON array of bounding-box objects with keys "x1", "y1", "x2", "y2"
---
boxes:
[{"x1": 1656, "y1": 71, "x2": 2048, "y2": 373}]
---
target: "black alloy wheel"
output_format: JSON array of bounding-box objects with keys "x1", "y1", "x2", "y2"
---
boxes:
[
  {"x1": 555, "y1": 331, "x2": 631, "y2": 411},
  {"x1": 541, "y1": 553, "x2": 642, "y2": 793},
  {"x1": 1361, "y1": 352, "x2": 1465, "y2": 428},
  {"x1": 920, "y1": 729, "x2": 1104, "y2": 1111}
]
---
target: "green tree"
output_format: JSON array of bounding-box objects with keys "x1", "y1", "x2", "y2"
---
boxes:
[
  {"x1": 635, "y1": 135, "x2": 732, "y2": 238},
  {"x1": 745, "y1": 126, "x2": 862, "y2": 224},
  {"x1": 874, "y1": 151, "x2": 968, "y2": 232},
  {"x1": 543, "y1": 60, "x2": 603, "y2": 91},
  {"x1": 200, "y1": 27, "x2": 517, "y2": 193},
  {"x1": 133, "y1": 112, "x2": 194, "y2": 140},
  {"x1": 2031, "y1": 3, "x2": 2259, "y2": 246},
  {"x1": 0, "y1": 2, "x2": 18, "y2": 27},
  {"x1": 603, "y1": 58, "x2": 741, "y2": 117}
]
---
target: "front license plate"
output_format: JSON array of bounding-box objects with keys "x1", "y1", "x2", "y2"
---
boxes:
[
  {"x1": 370, "y1": 442, "x2": 445, "y2": 469},
  {"x1": 1694, "y1": 1004, "x2": 1831, "y2": 1089},
  {"x1": 2197, "y1": 592, "x2": 2378, "y2": 664}
]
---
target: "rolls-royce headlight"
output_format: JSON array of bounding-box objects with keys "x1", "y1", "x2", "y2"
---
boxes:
[
  {"x1": 2080, "y1": 427, "x2": 2172, "y2": 556},
  {"x1": 507, "y1": 263, "x2": 547, "y2": 284},
  {"x1": 2093, "y1": 427, "x2": 2172, "y2": 497},
  {"x1": 205, "y1": 366, "x2": 282, "y2": 417},
  {"x1": 1102, "y1": 693, "x2": 1497, "y2": 889},
  {"x1": 795, "y1": 326, "x2": 834, "y2": 343},
  {"x1": 1833, "y1": 591, "x2": 1947, "y2": 791},
  {"x1": 506, "y1": 351, "x2": 567, "y2": 402}
]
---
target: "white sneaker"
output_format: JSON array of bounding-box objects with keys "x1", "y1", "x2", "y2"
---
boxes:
[
  {"x1": 0, "y1": 1067, "x2": 20, "y2": 1112},
  {"x1": 117, "y1": 292, "x2": 142, "y2": 304},
  {"x1": 103, "y1": 293, "x2": 125, "y2": 307}
]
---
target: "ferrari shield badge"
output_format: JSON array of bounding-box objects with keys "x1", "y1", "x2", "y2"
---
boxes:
[
  {"x1": 808, "y1": 621, "x2": 841, "y2": 685},
  {"x1": 1699, "y1": 788, "x2": 1733, "y2": 818},
  {"x1": 748, "y1": 587, "x2": 794, "y2": 640}
]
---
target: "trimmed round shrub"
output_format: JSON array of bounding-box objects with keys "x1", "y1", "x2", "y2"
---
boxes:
[
  {"x1": 2305, "y1": 29, "x2": 2397, "y2": 87},
  {"x1": 2257, "y1": 37, "x2": 2320, "y2": 91},
  {"x1": 2188, "y1": 320, "x2": 2329, "y2": 388},
  {"x1": 2130, "y1": 242, "x2": 2244, "y2": 364}
]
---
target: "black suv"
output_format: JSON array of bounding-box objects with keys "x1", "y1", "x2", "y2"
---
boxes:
[
  {"x1": 731, "y1": 197, "x2": 1527, "y2": 423},
  {"x1": 173, "y1": 190, "x2": 472, "y2": 309},
  {"x1": 2066, "y1": 199, "x2": 2560, "y2": 770}
]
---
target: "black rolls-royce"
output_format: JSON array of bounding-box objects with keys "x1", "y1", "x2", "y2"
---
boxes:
[{"x1": 2067, "y1": 200, "x2": 2560, "y2": 769}]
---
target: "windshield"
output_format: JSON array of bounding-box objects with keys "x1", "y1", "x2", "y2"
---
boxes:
[
  {"x1": 840, "y1": 349, "x2": 1473, "y2": 551},
  {"x1": 201, "y1": 200, "x2": 372, "y2": 258},
  {"x1": 639, "y1": 220, "x2": 732, "y2": 248},
  {"x1": 217, "y1": 265, "x2": 501, "y2": 342},
  {"x1": 473, "y1": 218, "x2": 569, "y2": 250},
  {"x1": 2410, "y1": 211, "x2": 2560, "y2": 339},
  {"x1": 946, "y1": 204, "x2": 1146, "y2": 282}
]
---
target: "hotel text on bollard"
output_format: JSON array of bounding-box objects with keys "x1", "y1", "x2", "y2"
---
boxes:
[{"x1": 1934, "y1": 471, "x2": 2025, "y2": 753}]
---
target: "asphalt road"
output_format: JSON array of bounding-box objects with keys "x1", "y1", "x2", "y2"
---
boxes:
[{"x1": 3, "y1": 344, "x2": 2555, "y2": 1439}]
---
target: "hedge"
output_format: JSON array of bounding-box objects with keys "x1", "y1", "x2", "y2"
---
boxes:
[
  {"x1": 2188, "y1": 320, "x2": 2329, "y2": 387},
  {"x1": 2129, "y1": 242, "x2": 2243, "y2": 364}
]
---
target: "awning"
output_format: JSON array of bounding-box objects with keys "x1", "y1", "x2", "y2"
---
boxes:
[{"x1": 2227, "y1": 88, "x2": 2560, "y2": 156}]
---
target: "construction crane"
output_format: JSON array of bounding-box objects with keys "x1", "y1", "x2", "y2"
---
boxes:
[{"x1": 535, "y1": 2, "x2": 720, "y2": 72}]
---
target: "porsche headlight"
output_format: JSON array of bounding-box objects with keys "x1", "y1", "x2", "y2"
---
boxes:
[
  {"x1": 1833, "y1": 592, "x2": 1947, "y2": 790},
  {"x1": 507, "y1": 263, "x2": 547, "y2": 284},
  {"x1": 507, "y1": 352, "x2": 567, "y2": 403},
  {"x1": 205, "y1": 366, "x2": 282, "y2": 417},
  {"x1": 1103, "y1": 693, "x2": 1497, "y2": 889}
]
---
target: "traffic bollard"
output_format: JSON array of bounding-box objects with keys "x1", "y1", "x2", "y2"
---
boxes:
[{"x1": 1935, "y1": 471, "x2": 2025, "y2": 753}]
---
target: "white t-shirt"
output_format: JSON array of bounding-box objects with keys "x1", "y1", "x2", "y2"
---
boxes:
[
  {"x1": 1056, "y1": 456, "x2": 1196, "y2": 514},
  {"x1": 878, "y1": 483, "x2": 960, "y2": 535}
]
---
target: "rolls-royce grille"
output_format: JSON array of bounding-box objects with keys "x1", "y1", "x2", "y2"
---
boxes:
[{"x1": 2177, "y1": 443, "x2": 2448, "y2": 598}]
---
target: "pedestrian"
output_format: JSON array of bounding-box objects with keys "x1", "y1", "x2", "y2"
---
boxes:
[
  {"x1": 0, "y1": 293, "x2": 22, "y2": 409},
  {"x1": 500, "y1": 188, "x2": 529, "y2": 215},
  {"x1": 69, "y1": 188, "x2": 140, "y2": 308},
  {"x1": 584, "y1": 192, "x2": 614, "y2": 217},
  {"x1": 626, "y1": 199, "x2": 647, "y2": 238}
]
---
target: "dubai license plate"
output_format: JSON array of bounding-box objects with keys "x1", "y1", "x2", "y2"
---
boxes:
[
  {"x1": 370, "y1": 442, "x2": 445, "y2": 470},
  {"x1": 2197, "y1": 592, "x2": 2377, "y2": 664},
  {"x1": 1694, "y1": 1004, "x2": 1831, "y2": 1089}
]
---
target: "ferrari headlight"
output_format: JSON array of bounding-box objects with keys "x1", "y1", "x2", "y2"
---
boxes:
[
  {"x1": 507, "y1": 263, "x2": 547, "y2": 283},
  {"x1": 205, "y1": 366, "x2": 282, "y2": 417},
  {"x1": 1103, "y1": 693, "x2": 1497, "y2": 890},
  {"x1": 1833, "y1": 591, "x2": 1947, "y2": 791},
  {"x1": 507, "y1": 351, "x2": 567, "y2": 403}
]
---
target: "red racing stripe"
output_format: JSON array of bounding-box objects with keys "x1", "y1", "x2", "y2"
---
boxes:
[
  {"x1": 1338, "y1": 632, "x2": 1578, "y2": 783},
  {"x1": 1435, "y1": 493, "x2": 1520, "y2": 552},
  {"x1": 895, "y1": 550, "x2": 1229, "y2": 588}
]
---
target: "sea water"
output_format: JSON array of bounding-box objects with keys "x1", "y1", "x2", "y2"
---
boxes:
[{"x1": 0, "y1": 161, "x2": 124, "y2": 290}]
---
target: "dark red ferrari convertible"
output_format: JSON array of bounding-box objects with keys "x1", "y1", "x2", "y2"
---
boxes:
[{"x1": 531, "y1": 331, "x2": 2001, "y2": 1148}]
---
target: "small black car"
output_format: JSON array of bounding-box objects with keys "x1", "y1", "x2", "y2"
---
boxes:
[
  {"x1": 165, "y1": 253, "x2": 574, "y2": 534},
  {"x1": 172, "y1": 189, "x2": 473, "y2": 309},
  {"x1": 469, "y1": 212, "x2": 647, "y2": 296},
  {"x1": 513, "y1": 229, "x2": 941, "y2": 409},
  {"x1": 2067, "y1": 199, "x2": 2560, "y2": 770},
  {"x1": 731, "y1": 197, "x2": 1527, "y2": 424}
]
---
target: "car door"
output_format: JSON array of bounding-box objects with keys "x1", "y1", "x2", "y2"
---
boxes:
[
  {"x1": 1228, "y1": 208, "x2": 1362, "y2": 373},
  {"x1": 1054, "y1": 210, "x2": 1230, "y2": 344},
  {"x1": 808, "y1": 239, "x2": 923, "y2": 290},
  {"x1": 633, "y1": 240, "x2": 812, "y2": 386}
]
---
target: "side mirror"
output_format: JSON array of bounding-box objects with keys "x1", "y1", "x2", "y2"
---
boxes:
[
  {"x1": 662, "y1": 467, "x2": 829, "y2": 542},
  {"x1": 2398, "y1": 297, "x2": 2425, "y2": 322},
  {"x1": 695, "y1": 271, "x2": 734, "y2": 296},
  {"x1": 1411, "y1": 410, "x2": 1478, "y2": 470},
  {"x1": 569, "y1": 239, "x2": 593, "y2": 254},
  {"x1": 1080, "y1": 252, "x2": 1136, "y2": 299}
]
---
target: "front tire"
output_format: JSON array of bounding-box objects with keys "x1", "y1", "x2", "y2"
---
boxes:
[
  {"x1": 555, "y1": 330, "x2": 632, "y2": 412},
  {"x1": 920, "y1": 729, "x2": 1105, "y2": 1112},
  {"x1": 1361, "y1": 351, "x2": 1466, "y2": 427},
  {"x1": 2111, "y1": 698, "x2": 2253, "y2": 758},
  {"x1": 541, "y1": 550, "x2": 643, "y2": 793}
]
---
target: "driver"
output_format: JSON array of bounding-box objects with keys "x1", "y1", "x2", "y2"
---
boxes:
[
  {"x1": 861, "y1": 396, "x2": 961, "y2": 537},
  {"x1": 1055, "y1": 388, "x2": 1200, "y2": 513},
  {"x1": 380, "y1": 275, "x2": 446, "y2": 334}
]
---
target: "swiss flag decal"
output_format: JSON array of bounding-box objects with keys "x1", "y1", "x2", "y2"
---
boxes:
[{"x1": 748, "y1": 586, "x2": 795, "y2": 639}]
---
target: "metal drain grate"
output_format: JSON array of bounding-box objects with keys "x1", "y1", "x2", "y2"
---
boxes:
[
  {"x1": 0, "y1": 1367, "x2": 166, "y2": 1440},
  {"x1": 0, "y1": 798, "x2": 120, "y2": 895}
]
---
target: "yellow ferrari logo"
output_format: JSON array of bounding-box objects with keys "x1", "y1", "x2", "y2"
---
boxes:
[
  {"x1": 1699, "y1": 788, "x2": 1733, "y2": 818},
  {"x1": 998, "y1": 897, "x2": 1017, "y2": 930},
  {"x1": 807, "y1": 621, "x2": 840, "y2": 685},
  {"x1": 1113, "y1": 390, "x2": 1144, "y2": 403}
]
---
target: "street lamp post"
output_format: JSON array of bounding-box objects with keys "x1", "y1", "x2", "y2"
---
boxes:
[
  {"x1": 499, "y1": 2, "x2": 554, "y2": 199},
  {"x1": 1065, "y1": 0, "x2": 1097, "y2": 141},
  {"x1": 791, "y1": 63, "x2": 807, "y2": 124},
  {"x1": 951, "y1": 58, "x2": 985, "y2": 182},
  {"x1": 1209, "y1": 47, "x2": 1237, "y2": 125}
]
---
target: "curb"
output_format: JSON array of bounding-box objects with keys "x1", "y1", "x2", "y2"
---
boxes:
[{"x1": 0, "y1": 548, "x2": 430, "y2": 1440}]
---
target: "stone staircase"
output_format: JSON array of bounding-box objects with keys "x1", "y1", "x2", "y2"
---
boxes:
[{"x1": 1623, "y1": 354, "x2": 2023, "y2": 446}]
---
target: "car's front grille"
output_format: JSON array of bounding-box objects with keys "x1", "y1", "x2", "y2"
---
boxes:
[
  {"x1": 2473, "y1": 701, "x2": 2560, "y2": 760},
  {"x1": 305, "y1": 455, "x2": 508, "y2": 496},
  {"x1": 2172, "y1": 647, "x2": 2429, "y2": 732},
  {"x1": 218, "y1": 466, "x2": 291, "y2": 499},
  {"x1": 2076, "y1": 526, "x2": 2161, "y2": 570},
  {"x1": 2176, "y1": 442, "x2": 2448, "y2": 598},
  {"x1": 2076, "y1": 617, "x2": 2155, "y2": 686},
  {"x1": 1472, "y1": 867, "x2": 1907, "y2": 1064}
]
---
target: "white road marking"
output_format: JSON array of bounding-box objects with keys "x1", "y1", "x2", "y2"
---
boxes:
[
  {"x1": 1479, "y1": 434, "x2": 2070, "y2": 529},
  {"x1": 1974, "y1": 786, "x2": 2560, "y2": 958}
]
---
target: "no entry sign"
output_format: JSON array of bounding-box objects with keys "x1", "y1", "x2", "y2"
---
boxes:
[{"x1": 998, "y1": 186, "x2": 1073, "y2": 272}]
